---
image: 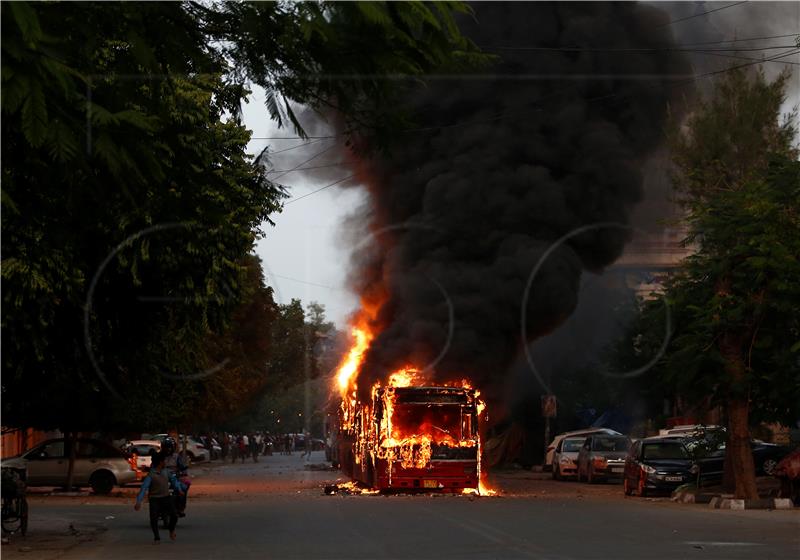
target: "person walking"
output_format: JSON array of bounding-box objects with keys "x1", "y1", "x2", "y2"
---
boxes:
[
  {"x1": 303, "y1": 431, "x2": 313, "y2": 462},
  {"x1": 134, "y1": 453, "x2": 182, "y2": 544},
  {"x1": 238, "y1": 435, "x2": 247, "y2": 463}
]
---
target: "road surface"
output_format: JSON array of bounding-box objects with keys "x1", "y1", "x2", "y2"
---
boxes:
[{"x1": 4, "y1": 451, "x2": 798, "y2": 559}]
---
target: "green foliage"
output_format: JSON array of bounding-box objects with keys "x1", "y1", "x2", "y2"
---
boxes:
[
  {"x1": 1, "y1": 0, "x2": 484, "y2": 432},
  {"x1": 191, "y1": 0, "x2": 488, "y2": 147},
  {"x1": 628, "y1": 68, "x2": 800, "y2": 426},
  {"x1": 1, "y1": 2, "x2": 283, "y2": 430}
]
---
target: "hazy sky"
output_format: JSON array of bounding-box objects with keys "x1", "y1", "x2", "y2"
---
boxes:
[
  {"x1": 242, "y1": 92, "x2": 363, "y2": 328},
  {"x1": 243, "y1": 1, "x2": 799, "y2": 328}
]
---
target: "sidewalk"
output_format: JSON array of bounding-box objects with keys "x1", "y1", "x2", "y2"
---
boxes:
[{"x1": 1, "y1": 514, "x2": 105, "y2": 560}]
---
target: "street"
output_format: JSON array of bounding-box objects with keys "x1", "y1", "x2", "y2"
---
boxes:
[{"x1": 4, "y1": 452, "x2": 798, "y2": 560}]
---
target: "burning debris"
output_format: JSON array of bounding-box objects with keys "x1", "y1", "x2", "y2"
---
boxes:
[{"x1": 324, "y1": 481, "x2": 380, "y2": 496}]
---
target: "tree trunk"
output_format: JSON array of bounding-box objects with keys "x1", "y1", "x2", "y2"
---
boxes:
[
  {"x1": 64, "y1": 431, "x2": 77, "y2": 492},
  {"x1": 719, "y1": 332, "x2": 758, "y2": 500},
  {"x1": 727, "y1": 398, "x2": 758, "y2": 499}
]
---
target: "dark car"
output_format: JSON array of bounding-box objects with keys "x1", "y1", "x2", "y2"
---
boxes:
[
  {"x1": 624, "y1": 437, "x2": 698, "y2": 497},
  {"x1": 694, "y1": 441, "x2": 793, "y2": 483},
  {"x1": 577, "y1": 434, "x2": 631, "y2": 483}
]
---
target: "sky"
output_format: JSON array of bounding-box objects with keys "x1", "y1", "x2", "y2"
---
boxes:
[
  {"x1": 243, "y1": 1, "x2": 799, "y2": 329},
  {"x1": 242, "y1": 93, "x2": 363, "y2": 328}
]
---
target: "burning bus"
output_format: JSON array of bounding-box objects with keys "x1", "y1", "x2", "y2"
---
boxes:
[{"x1": 330, "y1": 366, "x2": 489, "y2": 493}]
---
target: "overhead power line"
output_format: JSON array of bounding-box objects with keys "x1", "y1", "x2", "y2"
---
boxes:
[
  {"x1": 693, "y1": 48, "x2": 799, "y2": 66},
  {"x1": 677, "y1": 33, "x2": 800, "y2": 47},
  {"x1": 267, "y1": 161, "x2": 353, "y2": 174},
  {"x1": 249, "y1": 135, "x2": 339, "y2": 140},
  {"x1": 256, "y1": 138, "x2": 326, "y2": 155},
  {"x1": 480, "y1": 45, "x2": 796, "y2": 53},
  {"x1": 268, "y1": 273, "x2": 345, "y2": 291},
  {"x1": 282, "y1": 174, "x2": 356, "y2": 206},
  {"x1": 655, "y1": 1, "x2": 749, "y2": 28},
  {"x1": 269, "y1": 143, "x2": 338, "y2": 181}
]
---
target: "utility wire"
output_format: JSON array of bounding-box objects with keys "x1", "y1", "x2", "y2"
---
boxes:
[
  {"x1": 249, "y1": 135, "x2": 339, "y2": 140},
  {"x1": 655, "y1": 1, "x2": 749, "y2": 28},
  {"x1": 480, "y1": 45, "x2": 796, "y2": 53},
  {"x1": 267, "y1": 161, "x2": 353, "y2": 174},
  {"x1": 693, "y1": 48, "x2": 799, "y2": 66},
  {"x1": 257, "y1": 138, "x2": 326, "y2": 155},
  {"x1": 269, "y1": 143, "x2": 338, "y2": 181},
  {"x1": 268, "y1": 273, "x2": 345, "y2": 291},
  {"x1": 282, "y1": 174, "x2": 356, "y2": 206},
  {"x1": 677, "y1": 33, "x2": 800, "y2": 47}
]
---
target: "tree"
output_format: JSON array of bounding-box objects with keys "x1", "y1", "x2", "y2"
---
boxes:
[
  {"x1": 1, "y1": 0, "x2": 482, "y2": 442},
  {"x1": 193, "y1": 254, "x2": 279, "y2": 429},
  {"x1": 659, "y1": 67, "x2": 799, "y2": 499}
]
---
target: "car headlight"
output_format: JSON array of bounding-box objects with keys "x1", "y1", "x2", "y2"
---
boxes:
[
  {"x1": 641, "y1": 464, "x2": 656, "y2": 474},
  {"x1": 559, "y1": 456, "x2": 572, "y2": 464},
  {"x1": 689, "y1": 464, "x2": 699, "y2": 474}
]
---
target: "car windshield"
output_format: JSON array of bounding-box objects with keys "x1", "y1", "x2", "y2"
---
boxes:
[
  {"x1": 642, "y1": 442, "x2": 688, "y2": 460},
  {"x1": 562, "y1": 439, "x2": 584, "y2": 452},
  {"x1": 592, "y1": 437, "x2": 629, "y2": 452}
]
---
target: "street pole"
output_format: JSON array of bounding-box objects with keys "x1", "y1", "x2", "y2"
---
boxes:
[{"x1": 544, "y1": 416, "x2": 550, "y2": 466}]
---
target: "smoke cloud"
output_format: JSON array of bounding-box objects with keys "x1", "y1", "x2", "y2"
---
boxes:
[{"x1": 344, "y1": 2, "x2": 694, "y2": 398}]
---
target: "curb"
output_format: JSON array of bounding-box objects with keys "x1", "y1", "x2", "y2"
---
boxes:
[
  {"x1": 707, "y1": 496, "x2": 794, "y2": 510},
  {"x1": 673, "y1": 488, "x2": 795, "y2": 509}
]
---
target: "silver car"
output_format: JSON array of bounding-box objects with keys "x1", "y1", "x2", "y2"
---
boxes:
[
  {"x1": 552, "y1": 437, "x2": 585, "y2": 480},
  {"x1": 576, "y1": 434, "x2": 631, "y2": 484},
  {"x1": 1, "y1": 438, "x2": 138, "y2": 494}
]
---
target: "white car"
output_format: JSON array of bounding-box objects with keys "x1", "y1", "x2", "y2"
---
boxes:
[
  {"x1": 552, "y1": 436, "x2": 585, "y2": 480},
  {"x1": 544, "y1": 428, "x2": 622, "y2": 471},
  {"x1": 149, "y1": 434, "x2": 208, "y2": 462},
  {"x1": 657, "y1": 424, "x2": 722, "y2": 437},
  {"x1": 123, "y1": 440, "x2": 161, "y2": 471}
]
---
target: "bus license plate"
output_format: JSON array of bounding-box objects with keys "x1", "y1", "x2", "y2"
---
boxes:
[{"x1": 423, "y1": 480, "x2": 438, "y2": 489}]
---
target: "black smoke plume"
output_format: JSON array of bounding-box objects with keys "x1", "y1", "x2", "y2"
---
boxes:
[{"x1": 348, "y1": 2, "x2": 692, "y2": 400}]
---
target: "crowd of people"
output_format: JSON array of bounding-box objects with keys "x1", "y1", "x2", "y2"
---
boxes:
[{"x1": 205, "y1": 432, "x2": 315, "y2": 463}]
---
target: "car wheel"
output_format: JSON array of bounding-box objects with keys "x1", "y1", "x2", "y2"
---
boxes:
[
  {"x1": 623, "y1": 476, "x2": 633, "y2": 496},
  {"x1": 762, "y1": 459, "x2": 778, "y2": 476},
  {"x1": 553, "y1": 466, "x2": 559, "y2": 480},
  {"x1": 89, "y1": 470, "x2": 116, "y2": 495}
]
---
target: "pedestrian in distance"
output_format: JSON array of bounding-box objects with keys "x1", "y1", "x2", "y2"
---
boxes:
[
  {"x1": 238, "y1": 435, "x2": 247, "y2": 463},
  {"x1": 250, "y1": 433, "x2": 260, "y2": 463},
  {"x1": 134, "y1": 452, "x2": 183, "y2": 544},
  {"x1": 303, "y1": 431, "x2": 312, "y2": 462}
]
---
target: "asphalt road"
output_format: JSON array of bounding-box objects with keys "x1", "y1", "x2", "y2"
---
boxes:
[{"x1": 4, "y1": 452, "x2": 798, "y2": 559}]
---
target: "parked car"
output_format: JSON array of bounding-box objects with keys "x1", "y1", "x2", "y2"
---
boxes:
[
  {"x1": 552, "y1": 437, "x2": 585, "y2": 480},
  {"x1": 658, "y1": 424, "x2": 723, "y2": 438},
  {"x1": 122, "y1": 440, "x2": 161, "y2": 472},
  {"x1": 577, "y1": 434, "x2": 631, "y2": 483},
  {"x1": 1, "y1": 438, "x2": 138, "y2": 494},
  {"x1": 544, "y1": 428, "x2": 622, "y2": 472},
  {"x1": 150, "y1": 434, "x2": 209, "y2": 462},
  {"x1": 694, "y1": 440, "x2": 793, "y2": 483},
  {"x1": 623, "y1": 437, "x2": 698, "y2": 497}
]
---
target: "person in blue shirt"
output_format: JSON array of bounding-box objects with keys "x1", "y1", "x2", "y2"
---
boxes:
[{"x1": 134, "y1": 452, "x2": 183, "y2": 543}]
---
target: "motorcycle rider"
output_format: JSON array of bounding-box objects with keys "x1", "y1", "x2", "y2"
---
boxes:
[
  {"x1": 161, "y1": 437, "x2": 190, "y2": 517},
  {"x1": 134, "y1": 452, "x2": 182, "y2": 543}
]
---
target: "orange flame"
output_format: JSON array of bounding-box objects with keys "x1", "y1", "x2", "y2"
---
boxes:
[{"x1": 335, "y1": 324, "x2": 372, "y2": 398}]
